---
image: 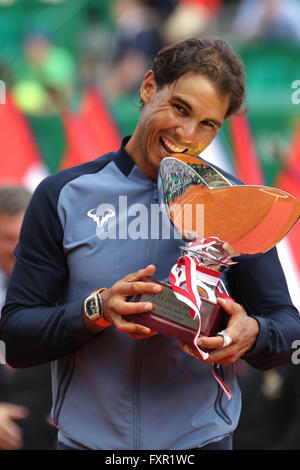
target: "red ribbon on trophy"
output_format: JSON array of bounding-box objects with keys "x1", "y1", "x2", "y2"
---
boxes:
[{"x1": 169, "y1": 245, "x2": 233, "y2": 400}]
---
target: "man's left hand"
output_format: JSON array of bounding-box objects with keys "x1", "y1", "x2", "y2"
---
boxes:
[{"x1": 179, "y1": 297, "x2": 259, "y2": 366}]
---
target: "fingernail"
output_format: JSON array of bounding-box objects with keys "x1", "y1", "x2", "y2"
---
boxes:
[
  {"x1": 153, "y1": 285, "x2": 161, "y2": 293},
  {"x1": 144, "y1": 303, "x2": 153, "y2": 311}
]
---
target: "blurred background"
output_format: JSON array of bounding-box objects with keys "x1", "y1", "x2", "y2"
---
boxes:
[
  {"x1": 0, "y1": 0, "x2": 299, "y2": 179},
  {"x1": 1, "y1": 0, "x2": 299, "y2": 310},
  {"x1": 0, "y1": 0, "x2": 300, "y2": 450}
]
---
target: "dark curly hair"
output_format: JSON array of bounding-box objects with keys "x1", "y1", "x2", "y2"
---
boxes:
[{"x1": 150, "y1": 37, "x2": 246, "y2": 118}]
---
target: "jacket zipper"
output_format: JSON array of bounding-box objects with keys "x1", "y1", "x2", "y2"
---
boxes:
[
  {"x1": 133, "y1": 341, "x2": 144, "y2": 449},
  {"x1": 214, "y1": 365, "x2": 232, "y2": 425},
  {"x1": 133, "y1": 184, "x2": 158, "y2": 449},
  {"x1": 145, "y1": 183, "x2": 159, "y2": 262}
]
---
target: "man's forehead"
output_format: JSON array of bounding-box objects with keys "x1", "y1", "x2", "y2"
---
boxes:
[{"x1": 160, "y1": 73, "x2": 222, "y2": 100}]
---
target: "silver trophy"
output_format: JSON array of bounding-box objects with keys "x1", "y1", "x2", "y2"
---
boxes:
[{"x1": 130, "y1": 154, "x2": 300, "y2": 344}]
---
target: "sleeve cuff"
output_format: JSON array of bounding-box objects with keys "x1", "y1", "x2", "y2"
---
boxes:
[
  {"x1": 242, "y1": 315, "x2": 269, "y2": 360},
  {"x1": 64, "y1": 300, "x2": 92, "y2": 345}
]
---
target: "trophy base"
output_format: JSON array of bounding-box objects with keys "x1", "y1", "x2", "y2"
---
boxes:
[{"x1": 128, "y1": 278, "x2": 227, "y2": 345}]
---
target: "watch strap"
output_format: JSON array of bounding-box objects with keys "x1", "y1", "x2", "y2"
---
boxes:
[{"x1": 91, "y1": 288, "x2": 107, "y2": 295}]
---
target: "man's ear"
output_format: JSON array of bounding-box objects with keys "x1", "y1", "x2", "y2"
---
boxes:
[{"x1": 139, "y1": 70, "x2": 156, "y2": 105}]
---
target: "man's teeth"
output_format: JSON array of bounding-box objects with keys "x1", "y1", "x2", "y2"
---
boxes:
[{"x1": 160, "y1": 137, "x2": 186, "y2": 154}]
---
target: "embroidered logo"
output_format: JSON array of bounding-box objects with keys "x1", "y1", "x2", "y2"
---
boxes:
[{"x1": 87, "y1": 208, "x2": 115, "y2": 229}]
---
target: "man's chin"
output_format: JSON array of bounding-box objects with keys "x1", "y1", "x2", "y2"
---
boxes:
[{"x1": 144, "y1": 152, "x2": 161, "y2": 175}]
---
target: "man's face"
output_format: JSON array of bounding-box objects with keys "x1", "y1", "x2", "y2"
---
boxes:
[
  {"x1": 129, "y1": 71, "x2": 229, "y2": 180},
  {"x1": 0, "y1": 212, "x2": 24, "y2": 277}
]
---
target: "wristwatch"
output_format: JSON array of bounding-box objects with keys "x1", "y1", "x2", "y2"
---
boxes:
[
  {"x1": 83, "y1": 289, "x2": 111, "y2": 327},
  {"x1": 83, "y1": 293, "x2": 103, "y2": 321}
]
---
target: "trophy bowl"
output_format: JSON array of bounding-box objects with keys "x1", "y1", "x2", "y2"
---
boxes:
[{"x1": 128, "y1": 155, "x2": 300, "y2": 345}]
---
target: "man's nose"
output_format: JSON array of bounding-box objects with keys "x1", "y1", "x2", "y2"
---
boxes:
[{"x1": 175, "y1": 120, "x2": 198, "y2": 144}]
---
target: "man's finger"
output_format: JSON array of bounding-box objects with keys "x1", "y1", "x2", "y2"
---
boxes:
[
  {"x1": 123, "y1": 264, "x2": 156, "y2": 282},
  {"x1": 222, "y1": 242, "x2": 240, "y2": 258},
  {"x1": 113, "y1": 315, "x2": 153, "y2": 336},
  {"x1": 180, "y1": 342, "x2": 236, "y2": 366},
  {"x1": 119, "y1": 299, "x2": 155, "y2": 315},
  {"x1": 205, "y1": 348, "x2": 238, "y2": 365},
  {"x1": 114, "y1": 280, "x2": 162, "y2": 297},
  {"x1": 2, "y1": 404, "x2": 29, "y2": 420},
  {"x1": 198, "y1": 334, "x2": 227, "y2": 350},
  {"x1": 179, "y1": 342, "x2": 210, "y2": 362},
  {"x1": 217, "y1": 297, "x2": 244, "y2": 316},
  {"x1": 128, "y1": 330, "x2": 158, "y2": 340}
]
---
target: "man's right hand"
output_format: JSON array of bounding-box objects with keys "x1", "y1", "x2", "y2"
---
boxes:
[
  {"x1": 83, "y1": 265, "x2": 161, "y2": 339},
  {"x1": 0, "y1": 403, "x2": 28, "y2": 450}
]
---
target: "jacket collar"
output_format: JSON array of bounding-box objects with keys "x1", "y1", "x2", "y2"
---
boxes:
[{"x1": 113, "y1": 136, "x2": 135, "y2": 177}]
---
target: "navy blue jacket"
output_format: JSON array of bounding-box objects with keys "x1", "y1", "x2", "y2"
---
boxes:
[{"x1": 0, "y1": 139, "x2": 299, "y2": 449}]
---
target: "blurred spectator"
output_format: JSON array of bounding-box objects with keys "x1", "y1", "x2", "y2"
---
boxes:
[
  {"x1": 106, "y1": 0, "x2": 163, "y2": 98},
  {"x1": 97, "y1": 0, "x2": 171, "y2": 137},
  {"x1": 234, "y1": 360, "x2": 300, "y2": 450},
  {"x1": 79, "y1": 5, "x2": 115, "y2": 87},
  {"x1": 161, "y1": 0, "x2": 223, "y2": 43},
  {"x1": 0, "y1": 185, "x2": 57, "y2": 450},
  {"x1": 141, "y1": 0, "x2": 178, "y2": 22},
  {"x1": 79, "y1": 0, "x2": 177, "y2": 90},
  {"x1": 232, "y1": 0, "x2": 300, "y2": 43},
  {"x1": 112, "y1": 0, "x2": 162, "y2": 61},
  {"x1": 12, "y1": 29, "x2": 75, "y2": 115},
  {"x1": 0, "y1": 186, "x2": 31, "y2": 286}
]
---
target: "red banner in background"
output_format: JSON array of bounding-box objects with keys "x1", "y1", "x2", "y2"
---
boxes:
[
  {"x1": 0, "y1": 93, "x2": 47, "y2": 191},
  {"x1": 275, "y1": 121, "x2": 300, "y2": 310},
  {"x1": 60, "y1": 87, "x2": 121, "y2": 170},
  {"x1": 285, "y1": 120, "x2": 300, "y2": 168},
  {"x1": 80, "y1": 87, "x2": 121, "y2": 155},
  {"x1": 229, "y1": 113, "x2": 300, "y2": 312},
  {"x1": 229, "y1": 114, "x2": 265, "y2": 186},
  {"x1": 59, "y1": 110, "x2": 99, "y2": 170}
]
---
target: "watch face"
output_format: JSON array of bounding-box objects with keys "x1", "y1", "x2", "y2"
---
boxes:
[{"x1": 86, "y1": 295, "x2": 100, "y2": 319}]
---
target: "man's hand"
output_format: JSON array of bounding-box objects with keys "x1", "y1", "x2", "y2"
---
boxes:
[
  {"x1": 0, "y1": 403, "x2": 29, "y2": 450},
  {"x1": 85, "y1": 265, "x2": 161, "y2": 339},
  {"x1": 179, "y1": 297, "x2": 260, "y2": 365}
]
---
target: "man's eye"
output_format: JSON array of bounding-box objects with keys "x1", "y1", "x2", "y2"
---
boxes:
[
  {"x1": 174, "y1": 104, "x2": 187, "y2": 115},
  {"x1": 202, "y1": 121, "x2": 215, "y2": 129}
]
